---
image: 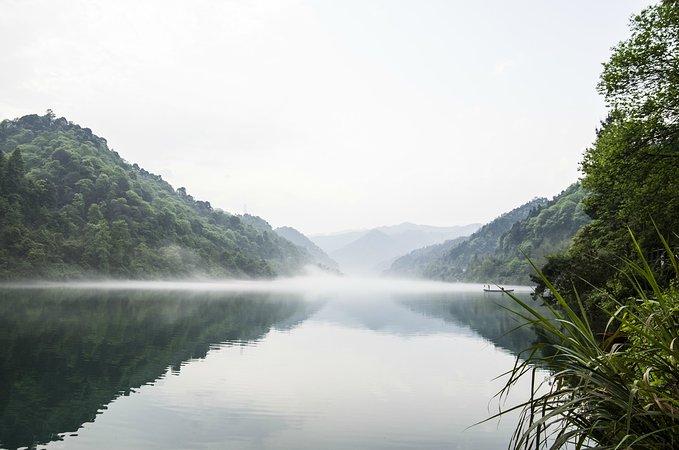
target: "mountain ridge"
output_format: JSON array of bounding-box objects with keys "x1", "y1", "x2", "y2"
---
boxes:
[
  {"x1": 0, "y1": 113, "x2": 310, "y2": 279},
  {"x1": 387, "y1": 197, "x2": 549, "y2": 280},
  {"x1": 274, "y1": 226, "x2": 339, "y2": 271},
  {"x1": 318, "y1": 223, "x2": 481, "y2": 274},
  {"x1": 387, "y1": 185, "x2": 591, "y2": 284}
]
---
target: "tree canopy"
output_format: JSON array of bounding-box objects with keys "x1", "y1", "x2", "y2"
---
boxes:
[
  {"x1": 541, "y1": 1, "x2": 679, "y2": 302},
  {"x1": 0, "y1": 114, "x2": 310, "y2": 279}
]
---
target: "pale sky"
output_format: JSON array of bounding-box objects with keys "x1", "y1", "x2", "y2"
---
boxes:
[{"x1": 1, "y1": 0, "x2": 651, "y2": 234}]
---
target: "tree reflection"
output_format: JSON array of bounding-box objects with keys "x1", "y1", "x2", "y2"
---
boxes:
[
  {"x1": 400, "y1": 292, "x2": 550, "y2": 357},
  {"x1": 0, "y1": 288, "x2": 315, "y2": 449}
]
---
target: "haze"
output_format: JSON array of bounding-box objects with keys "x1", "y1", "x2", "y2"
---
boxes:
[
  {"x1": 2, "y1": 275, "x2": 533, "y2": 296},
  {"x1": 0, "y1": 0, "x2": 650, "y2": 234}
]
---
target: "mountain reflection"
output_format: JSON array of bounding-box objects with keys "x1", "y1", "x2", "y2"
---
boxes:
[
  {"x1": 399, "y1": 292, "x2": 549, "y2": 357},
  {"x1": 0, "y1": 288, "x2": 315, "y2": 450}
]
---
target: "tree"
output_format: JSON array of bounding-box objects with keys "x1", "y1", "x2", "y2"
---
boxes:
[
  {"x1": 4, "y1": 149, "x2": 24, "y2": 194},
  {"x1": 600, "y1": 0, "x2": 679, "y2": 125},
  {"x1": 0, "y1": 112, "x2": 310, "y2": 280},
  {"x1": 541, "y1": 0, "x2": 679, "y2": 305},
  {"x1": 0, "y1": 150, "x2": 5, "y2": 193},
  {"x1": 110, "y1": 219, "x2": 132, "y2": 273}
]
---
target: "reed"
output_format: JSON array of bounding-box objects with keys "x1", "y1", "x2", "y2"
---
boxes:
[{"x1": 489, "y1": 228, "x2": 679, "y2": 449}]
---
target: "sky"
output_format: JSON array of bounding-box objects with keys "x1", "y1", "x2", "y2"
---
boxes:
[{"x1": 1, "y1": 0, "x2": 652, "y2": 234}]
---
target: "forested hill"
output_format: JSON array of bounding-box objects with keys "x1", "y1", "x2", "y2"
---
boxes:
[
  {"x1": 384, "y1": 235, "x2": 468, "y2": 278},
  {"x1": 387, "y1": 197, "x2": 548, "y2": 280},
  {"x1": 274, "y1": 226, "x2": 339, "y2": 271},
  {"x1": 463, "y1": 183, "x2": 590, "y2": 284},
  {"x1": 0, "y1": 113, "x2": 310, "y2": 279}
]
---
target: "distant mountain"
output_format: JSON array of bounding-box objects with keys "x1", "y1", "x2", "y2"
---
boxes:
[
  {"x1": 308, "y1": 230, "x2": 368, "y2": 254},
  {"x1": 376, "y1": 222, "x2": 480, "y2": 238},
  {"x1": 330, "y1": 230, "x2": 401, "y2": 274},
  {"x1": 311, "y1": 223, "x2": 480, "y2": 256},
  {"x1": 317, "y1": 223, "x2": 481, "y2": 274},
  {"x1": 274, "y1": 226, "x2": 339, "y2": 271},
  {"x1": 387, "y1": 197, "x2": 549, "y2": 280},
  {"x1": 0, "y1": 113, "x2": 310, "y2": 279}
]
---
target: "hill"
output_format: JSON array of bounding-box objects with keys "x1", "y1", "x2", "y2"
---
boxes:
[
  {"x1": 385, "y1": 235, "x2": 468, "y2": 277},
  {"x1": 311, "y1": 223, "x2": 480, "y2": 255},
  {"x1": 388, "y1": 197, "x2": 548, "y2": 280},
  {"x1": 330, "y1": 229, "x2": 398, "y2": 274},
  {"x1": 0, "y1": 113, "x2": 310, "y2": 279},
  {"x1": 311, "y1": 222, "x2": 481, "y2": 274},
  {"x1": 274, "y1": 226, "x2": 339, "y2": 271},
  {"x1": 463, "y1": 183, "x2": 590, "y2": 284}
]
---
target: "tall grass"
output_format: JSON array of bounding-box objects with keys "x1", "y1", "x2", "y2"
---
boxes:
[{"x1": 491, "y1": 229, "x2": 679, "y2": 449}]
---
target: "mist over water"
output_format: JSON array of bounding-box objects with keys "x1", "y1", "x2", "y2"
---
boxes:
[{"x1": 4, "y1": 272, "x2": 533, "y2": 296}]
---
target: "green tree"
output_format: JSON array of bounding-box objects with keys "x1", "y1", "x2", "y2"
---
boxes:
[
  {"x1": 541, "y1": 0, "x2": 679, "y2": 307},
  {"x1": 600, "y1": 0, "x2": 679, "y2": 124},
  {"x1": 82, "y1": 204, "x2": 111, "y2": 271},
  {"x1": 0, "y1": 112, "x2": 310, "y2": 279},
  {"x1": 0, "y1": 151, "x2": 5, "y2": 194},
  {"x1": 4, "y1": 149, "x2": 24, "y2": 194},
  {"x1": 110, "y1": 219, "x2": 132, "y2": 273}
]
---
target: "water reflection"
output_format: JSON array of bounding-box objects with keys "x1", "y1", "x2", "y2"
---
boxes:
[
  {"x1": 0, "y1": 284, "x2": 544, "y2": 450},
  {"x1": 400, "y1": 291, "x2": 549, "y2": 356},
  {"x1": 0, "y1": 289, "x2": 316, "y2": 449}
]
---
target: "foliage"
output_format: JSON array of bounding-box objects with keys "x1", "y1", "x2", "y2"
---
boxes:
[
  {"x1": 465, "y1": 184, "x2": 590, "y2": 284},
  {"x1": 494, "y1": 4, "x2": 679, "y2": 447},
  {"x1": 388, "y1": 198, "x2": 548, "y2": 281},
  {"x1": 0, "y1": 114, "x2": 310, "y2": 279},
  {"x1": 493, "y1": 231, "x2": 679, "y2": 449},
  {"x1": 386, "y1": 235, "x2": 467, "y2": 277},
  {"x1": 539, "y1": 0, "x2": 679, "y2": 303}
]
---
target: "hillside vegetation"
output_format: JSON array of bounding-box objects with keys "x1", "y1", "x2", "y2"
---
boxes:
[
  {"x1": 385, "y1": 235, "x2": 468, "y2": 278},
  {"x1": 537, "y1": 0, "x2": 679, "y2": 307},
  {"x1": 464, "y1": 184, "x2": 590, "y2": 284},
  {"x1": 388, "y1": 197, "x2": 548, "y2": 281},
  {"x1": 0, "y1": 113, "x2": 309, "y2": 279},
  {"x1": 274, "y1": 226, "x2": 339, "y2": 271},
  {"x1": 497, "y1": 3, "x2": 679, "y2": 448},
  {"x1": 312, "y1": 222, "x2": 480, "y2": 274}
]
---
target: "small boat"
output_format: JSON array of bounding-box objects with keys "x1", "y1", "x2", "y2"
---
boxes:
[{"x1": 483, "y1": 284, "x2": 514, "y2": 293}]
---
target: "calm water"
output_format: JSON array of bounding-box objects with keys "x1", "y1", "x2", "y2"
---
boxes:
[{"x1": 0, "y1": 278, "x2": 545, "y2": 450}]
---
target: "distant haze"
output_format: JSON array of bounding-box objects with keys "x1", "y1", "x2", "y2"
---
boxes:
[
  {"x1": 0, "y1": 0, "x2": 651, "y2": 234},
  {"x1": 311, "y1": 222, "x2": 481, "y2": 274}
]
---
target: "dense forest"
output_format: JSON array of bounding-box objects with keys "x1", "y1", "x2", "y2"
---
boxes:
[
  {"x1": 384, "y1": 235, "x2": 468, "y2": 278},
  {"x1": 464, "y1": 183, "x2": 590, "y2": 284},
  {"x1": 535, "y1": 0, "x2": 679, "y2": 309},
  {"x1": 388, "y1": 185, "x2": 590, "y2": 285},
  {"x1": 387, "y1": 197, "x2": 549, "y2": 281},
  {"x1": 496, "y1": 3, "x2": 679, "y2": 448},
  {"x1": 0, "y1": 114, "x2": 312, "y2": 279}
]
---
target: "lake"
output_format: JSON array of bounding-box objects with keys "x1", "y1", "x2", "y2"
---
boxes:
[{"x1": 0, "y1": 278, "x2": 544, "y2": 450}]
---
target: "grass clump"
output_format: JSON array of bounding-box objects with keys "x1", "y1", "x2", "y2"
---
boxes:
[{"x1": 493, "y1": 229, "x2": 679, "y2": 449}]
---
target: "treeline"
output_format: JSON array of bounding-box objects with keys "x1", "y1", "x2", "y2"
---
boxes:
[
  {"x1": 391, "y1": 0, "x2": 678, "y2": 298},
  {"x1": 498, "y1": 2, "x2": 679, "y2": 448},
  {"x1": 537, "y1": 1, "x2": 679, "y2": 309},
  {"x1": 466, "y1": 184, "x2": 590, "y2": 284},
  {"x1": 0, "y1": 113, "x2": 309, "y2": 279},
  {"x1": 389, "y1": 196, "x2": 568, "y2": 283}
]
